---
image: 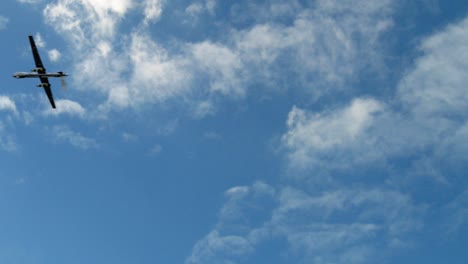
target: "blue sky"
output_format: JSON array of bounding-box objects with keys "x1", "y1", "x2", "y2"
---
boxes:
[{"x1": 1, "y1": 0, "x2": 468, "y2": 263}]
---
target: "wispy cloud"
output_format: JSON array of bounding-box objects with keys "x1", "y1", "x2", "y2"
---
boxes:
[
  {"x1": 273, "y1": 12, "x2": 468, "y2": 264},
  {"x1": 52, "y1": 126, "x2": 99, "y2": 150},
  {"x1": 188, "y1": 7, "x2": 468, "y2": 264},
  {"x1": 48, "y1": 49, "x2": 61, "y2": 62},
  {"x1": 187, "y1": 182, "x2": 275, "y2": 264},
  {"x1": 185, "y1": 0, "x2": 216, "y2": 20},
  {"x1": 282, "y1": 98, "x2": 385, "y2": 171},
  {"x1": 187, "y1": 183, "x2": 424, "y2": 264},
  {"x1": 0, "y1": 120, "x2": 18, "y2": 152},
  {"x1": 143, "y1": 0, "x2": 164, "y2": 24},
  {"x1": 187, "y1": 230, "x2": 254, "y2": 264},
  {"x1": 122, "y1": 132, "x2": 138, "y2": 143},
  {"x1": 34, "y1": 32, "x2": 45, "y2": 48},
  {"x1": 16, "y1": 0, "x2": 42, "y2": 3},
  {"x1": 148, "y1": 144, "x2": 163, "y2": 155},
  {"x1": 43, "y1": 99, "x2": 85, "y2": 117},
  {"x1": 444, "y1": 189, "x2": 468, "y2": 234},
  {"x1": 0, "y1": 16, "x2": 8, "y2": 30},
  {"x1": 0, "y1": 96, "x2": 17, "y2": 114}
]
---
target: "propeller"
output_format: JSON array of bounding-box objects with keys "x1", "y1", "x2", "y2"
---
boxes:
[{"x1": 60, "y1": 76, "x2": 67, "y2": 91}]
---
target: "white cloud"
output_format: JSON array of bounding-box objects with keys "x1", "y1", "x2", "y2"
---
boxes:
[
  {"x1": 187, "y1": 231, "x2": 253, "y2": 264},
  {"x1": 203, "y1": 131, "x2": 221, "y2": 140},
  {"x1": 281, "y1": 15, "x2": 468, "y2": 177},
  {"x1": 43, "y1": 99, "x2": 85, "y2": 117},
  {"x1": 0, "y1": 135, "x2": 18, "y2": 152},
  {"x1": 0, "y1": 16, "x2": 8, "y2": 30},
  {"x1": 16, "y1": 0, "x2": 42, "y2": 3},
  {"x1": 225, "y1": 186, "x2": 249, "y2": 197},
  {"x1": 0, "y1": 96, "x2": 17, "y2": 114},
  {"x1": 398, "y1": 17, "x2": 468, "y2": 120},
  {"x1": 148, "y1": 144, "x2": 162, "y2": 155},
  {"x1": 44, "y1": 0, "x2": 133, "y2": 46},
  {"x1": 282, "y1": 98, "x2": 384, "y2": 170},
  {"x1": 192, "y1": 100, "x2": 215, "y2": 119},
  {"x1": 205, "y1": 0, "x2": 216, "y2": 14},
  {"x1": 185, "y1": 0, "x2": 216, "y2": 18},
  {"x1": 187, "y1": 15, "x2": 468, "y2": 261},
  {"x1": 41, "y1": 0, "x2": 395, "y2": 116},
  {"x1": 187, "y1": 183, "x2": 424, "y2": 264},
  {"x1": 0, "y1": 120, "x2": 18, "y2": 152},
  {"x1": 273, "y1": 15, "x2": 468, "y2": 263},
  {"x1": 122, "y1": 132, "x2": 138, "y2": 142},
  {"x1": 34, "y1": 32, "x2": 45, "y2": 48},
  {"x1": 127, "y1": 32, "x2": 191, "y2": 103},
  {"x1": 52, "y1": 126, "x2": 99, "y2": 150},
  {"x1": 185, "y1": 3, "x2": 203, "y2": 17},
  {"x1": 445, "y1": 189, "x2": 468, "y2": 234},
  {"x1": 190, "y1": 41, "x2": 244, "y2": 97},
  {"x1": 187, "y1": 182, "x2": 276, "y2": 264},
  {"x1": 143, "y1": 0, "x2": 164, "y2": 24},
  {"x1": 48, "y1": 49, "x2": 61, "y2": 62}
]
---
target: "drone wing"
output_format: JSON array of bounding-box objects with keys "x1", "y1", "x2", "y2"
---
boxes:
[
  {"x1": 28, "y1": 35, "x2": 55, "y2": 108},
  {"x1": 39, "y1": 77, "x2": 56, "y2": 109},
  {"x1": 29, "y1": 35, "x2": 46, "y2": 73}
]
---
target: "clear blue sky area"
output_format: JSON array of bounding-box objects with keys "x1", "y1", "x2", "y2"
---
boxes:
[{"x1": 1, "y1": 1, "x2": 468, "y2": 264}]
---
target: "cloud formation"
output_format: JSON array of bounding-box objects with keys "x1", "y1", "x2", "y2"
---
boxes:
[
  {"x1": 282, "y1": 98, "x2": 385, "y2": 170},
  {"x1": 52, "y1": 126, "x2": 99, "y2": 150},
  {"x1": 0, "y1": 16, "x2": 8, "y2": 30},
  {"x1": 188, "y1": 5, "x2": 468, "y2": 264},
  {"x1": 40, "y1": 0, "x2": 395, "y2": 117},
  {"x1": 281, "y1": 15, "x2": 468, "y2": 180},
  {"x1": 187, "y1": 183, "x2": 424, "y2": 264},
  {"x1": 48, "y1": 49, "x2": 61, "y2": 62},
  {"x1": 16, "y1": 0, "x2": 42, "y2": 3},
  {"x1": 43, "y1": 99, "x2": 86, "y2": 117},
  {"x1": 0, "y1": 96, "x2": 17, "y2": 114}
]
